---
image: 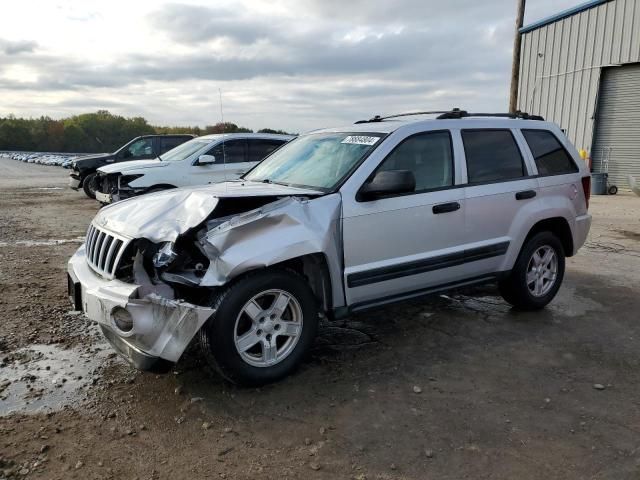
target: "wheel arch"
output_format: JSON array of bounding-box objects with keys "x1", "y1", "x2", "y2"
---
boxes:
[
  {"x1": 523, "y1": 217, "x2": 574, "y2": 257},
  {"x1": 252, "y1": 253, "x2": 335, "y2": 315}
]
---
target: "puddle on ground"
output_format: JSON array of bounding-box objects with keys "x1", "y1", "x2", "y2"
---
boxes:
[
  {"x1": 30, "y1": 187, "x2": 64, "y2": 191},
  {"x1": 0, "y1": 237, "x2": 84, "y2": 247},
  {"x1": 0, "y1": 343, "x2": 112, "y2": 415}
]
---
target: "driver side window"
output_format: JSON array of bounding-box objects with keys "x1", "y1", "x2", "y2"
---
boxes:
[
  {"x1": 124, "y1": 138, "x2": 153, "y2": 158},
  {"x1": 376, "y1": 131, "x2": 453, "y2": 193}
]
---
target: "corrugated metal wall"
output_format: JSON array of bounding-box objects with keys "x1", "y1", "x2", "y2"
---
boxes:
[
  {"x1": 591, "y1": 63, "x2": 640, "y2": 188},
  {"x1": 518, "y1": 0, "x2": 640, "y2": 153}
]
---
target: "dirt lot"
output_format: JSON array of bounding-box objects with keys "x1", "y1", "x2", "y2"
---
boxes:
[{"x1": 1, "y1": 158, "x2": 640, "y2": 480}]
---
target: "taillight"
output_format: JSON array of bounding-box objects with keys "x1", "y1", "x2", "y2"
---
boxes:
[{"x1": 581, "y1": 176, "x2": 591, "y2": 210}]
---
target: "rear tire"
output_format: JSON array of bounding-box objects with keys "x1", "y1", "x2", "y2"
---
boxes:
[
  {"x1": 499, "y1": 231, "x2": 565, "y2": 310},
  {"x1": 198, "y1": 269, "x2": 319, "y2": 386},
  {"x1": 82, "y1": 173, "x2": 98, "y2": 199}
]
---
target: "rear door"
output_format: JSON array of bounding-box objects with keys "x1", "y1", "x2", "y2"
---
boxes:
[{"x1": 461, "y1": 128, "x2": 539, "y2": 275}]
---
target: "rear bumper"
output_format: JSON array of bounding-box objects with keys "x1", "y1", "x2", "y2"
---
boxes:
[
  {"x1": 67, "y1": 245, "x2": 215, "y2": 370},
  {"x1": 573, "y1": 213, "x2": 592, "y2": 254}
]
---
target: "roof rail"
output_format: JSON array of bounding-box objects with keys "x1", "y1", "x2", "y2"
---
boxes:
[
  {"x1": 436, "y1": 109, "x2": 544, "y2": 121},
  {"x1": 354, "y1": 110, "x2": 461, "y2": 124},
  {"x1": 355, "y1": 108, "x2": 544, "y2": 123}
]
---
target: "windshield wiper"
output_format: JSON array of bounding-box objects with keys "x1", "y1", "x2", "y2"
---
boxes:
[{"x1": 260, "y1": 178, "x2": 291, "y2": 187}]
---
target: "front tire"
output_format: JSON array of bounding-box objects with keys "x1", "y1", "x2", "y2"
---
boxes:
[
  {"x1": 198, "y1": 269, "x2": 319, "y2": 386},
  {"x1": 499, "y1": 231, "x2": 565, "y2": 310},
  {"x1": 82, "y1": 173, "x2": 98, "y2": 199}
]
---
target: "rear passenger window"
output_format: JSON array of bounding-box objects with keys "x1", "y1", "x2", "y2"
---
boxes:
[
  {"x1": 160, "y1": 137, "x2": 187, "y2": 153},
  {"x1": 462, "y1": 130, "x2": 525, "y2": 183},
  {"x1": 522, "y1": 129, "x2": 578, "y2": 175},
  {"x1": 377, "y1": 131, "x2": 453, "y2": 193},
  {"x1": 247, "y1": 140, "x2": 284, "y2": 162}
]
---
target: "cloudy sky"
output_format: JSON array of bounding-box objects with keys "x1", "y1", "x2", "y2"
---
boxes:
[{"x1": 0, "y1": 0, "x2": 580, "y2": 132}]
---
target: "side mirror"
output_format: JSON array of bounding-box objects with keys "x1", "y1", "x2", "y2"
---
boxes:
[
  {"x1": 358, "y1": 170, "x2": 416, "y2": 201},
  {"x1": 198, "y1": 154, "x2": 216, "y2": 165}
]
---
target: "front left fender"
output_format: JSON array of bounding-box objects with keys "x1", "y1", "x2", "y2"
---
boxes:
[{"x1": 199, "y1": 194, "x2": 346, "y2": 309}]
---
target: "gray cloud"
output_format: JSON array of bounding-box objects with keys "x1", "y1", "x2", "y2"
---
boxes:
[
  {"x1": 148, "y1": 3, "x2": 277, "y2": 44},
  {"x1": 0, "y1": 38, "x2": 38, "y2": 55},
  {"x1": 0, "y1": 0, "x2": 582, "y2": 131}
]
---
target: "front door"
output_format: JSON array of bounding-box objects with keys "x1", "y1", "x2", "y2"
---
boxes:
[
  {"x1": 342, "y1": 130, "x2": 467, "y2": 307},
  {"x1": 187, "y1": 139, "x2": 247, "y2": 185}
]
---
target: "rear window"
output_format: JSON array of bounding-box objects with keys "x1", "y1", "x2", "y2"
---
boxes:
[
  {"x1": 522, "y1": 129, "x2": 578, "y2": 176},
  {"x1": 462, "y1": 130, "x2": 525, "y2": 183}
]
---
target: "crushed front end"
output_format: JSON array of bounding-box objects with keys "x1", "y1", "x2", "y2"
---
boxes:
[
  {"x1": 67, "y1": 221, "x2": 215, "y2": 371},
  {"x1": 67, "y1": 186, "x2": 342, "y2": 371},
  {"x1": 95, "y1": 172, "x2": 143, "y2": 204}
]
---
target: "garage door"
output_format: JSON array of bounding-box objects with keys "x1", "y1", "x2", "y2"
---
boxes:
[{"x1": 591, "y1": 63, "x2": 640, "y2": 190}]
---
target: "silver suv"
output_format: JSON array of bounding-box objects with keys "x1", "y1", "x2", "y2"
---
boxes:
[{"x1": 67, "y1": 110, "x2": 592, "y2": 385}]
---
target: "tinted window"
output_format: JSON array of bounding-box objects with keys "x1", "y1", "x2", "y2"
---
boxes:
[
  {"x1": 462, "y1": 130, "x2": 525, "y2": 183},
  {"x1": 207, "y1": 140, "x2": 247, "y2": 164},
  {"x1": 160, "y1": 137, "x2": 187, "y2": 154},
  {"x1": 377, "y1": 131, "x2": 453, "y2": 192},
  {"x1": 248, "y1": 139, "x2": 285, "y2": 162},
  {"x1": 522, "y1": 129, "x2": 578, "y2": 175}
]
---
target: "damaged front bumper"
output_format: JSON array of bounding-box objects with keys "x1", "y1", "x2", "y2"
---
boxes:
[{"x1": 67, "y1": 244, "x2": 215, "y2": 371}]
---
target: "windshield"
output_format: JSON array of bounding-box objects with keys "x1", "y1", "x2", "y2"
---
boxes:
[
  {"x1": 243, "y1": 132, "x2": 385, "y2": 190},
  {"x1": 160, "y1": 139, "x2": 212, "y2": 162}
]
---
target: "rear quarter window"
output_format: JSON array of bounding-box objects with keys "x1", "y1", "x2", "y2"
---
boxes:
[
  {"x1": 522, "y1": 129, "x2": 578, "y2": 175},
  {"x1": 462, "y1": 129, "x2": 525, "y2": 183}
]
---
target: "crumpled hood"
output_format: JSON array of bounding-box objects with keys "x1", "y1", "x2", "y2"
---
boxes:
[
  {"x1": 73, "y1": 153, "x2": 112, "y2": 170},
  {"x1": 98, "y1": 159, "x2": 164, "y2": 174},
  {"x1": 92, "y1": 182, "x2": 323, "y2": 243}
]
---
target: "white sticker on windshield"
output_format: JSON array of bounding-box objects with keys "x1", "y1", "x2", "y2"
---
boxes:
[{"x1": 341, "y1": 135, "x2": 380, "y2": 146}]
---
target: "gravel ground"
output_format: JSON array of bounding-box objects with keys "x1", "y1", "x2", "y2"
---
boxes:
[{"x1": 1, "y1": 158, "x2": 640, "y2": 480}]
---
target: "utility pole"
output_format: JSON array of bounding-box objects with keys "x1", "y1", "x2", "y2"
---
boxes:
[{"x1": 509, "y1": 0, "x2": 526, "y2": 113}]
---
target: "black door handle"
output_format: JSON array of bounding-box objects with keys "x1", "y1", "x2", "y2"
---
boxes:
[
  {"x1": 432, "y1": 202, "x2": 461, "y2": 214},
  {"x1": 515, "y1": 190, "x2": 537, "y2": 200}
]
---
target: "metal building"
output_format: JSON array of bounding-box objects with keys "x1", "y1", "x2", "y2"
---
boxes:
[{"x1": 517, "y1": 0, "x2": 640, "y2": 189}]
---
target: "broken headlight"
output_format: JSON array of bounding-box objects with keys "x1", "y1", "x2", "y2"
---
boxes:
[{"x1": 152, "y1": 242, "x2": 177, "y2": 268}]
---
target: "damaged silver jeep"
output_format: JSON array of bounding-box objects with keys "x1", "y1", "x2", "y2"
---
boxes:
[{"x1": 68, "y1": 111, "x2": 592, "y2": 385}]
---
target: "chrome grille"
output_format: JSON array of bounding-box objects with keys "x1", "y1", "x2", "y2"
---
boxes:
[{"x1": 85, "y1": 223, "x2": 130, "y2": 279}]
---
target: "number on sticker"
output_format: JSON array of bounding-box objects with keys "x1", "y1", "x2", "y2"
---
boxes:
[{"x1": 341, "y1": 136, "x2": 380, "y2": 146}]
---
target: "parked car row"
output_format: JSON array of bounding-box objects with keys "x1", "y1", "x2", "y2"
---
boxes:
[
  {"x1": 93, "y1": 133, "x2": 293, "y2": 204},
  {"x1": 0, "y1": 151, "x2": 83, "y2": 168},
  {"x1": 69, "y1": 134, "x2": 196, "y2": 198}
]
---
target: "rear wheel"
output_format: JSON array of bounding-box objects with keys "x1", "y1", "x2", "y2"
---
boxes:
[
  {"x1": 198, "y1": 269, "x2": 319, "y2": 386},
  {"x1": 499, "y1": 231, "x2": 565, "y2": 310},
  {"x1": 82, "y1": 173, "x2": 98, "y2": 199},
  {"x1": 608, "y1": 185, "x2": 618, "y2": 195}
]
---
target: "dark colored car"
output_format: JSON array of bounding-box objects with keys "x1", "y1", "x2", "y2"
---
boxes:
[{"x1": 69, "y1": 134, "x2": 195, "y2": 198}]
